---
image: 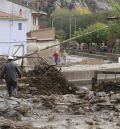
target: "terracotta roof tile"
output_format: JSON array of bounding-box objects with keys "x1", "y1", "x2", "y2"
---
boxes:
[{"x1": 0, "y1": 11, "x2": 25, "y2": 20}]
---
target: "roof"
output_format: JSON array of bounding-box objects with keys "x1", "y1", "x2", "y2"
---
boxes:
[
  {"x1": 32, "y1": 12, "x2": 48, "y2": 16},
  {"x1": 0, "y1": 11, "x2": 26, "y2": 20}
]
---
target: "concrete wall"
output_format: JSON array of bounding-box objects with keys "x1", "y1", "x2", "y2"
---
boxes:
[
  {"x1": 0, "y1": 20, "x2": 26, "y2": 55},
  {"x1": 0, "y1": 20, "x2": 26, "y2": 42},
  {"x1": 62, "y1": 64, "x2": 120, "y2": 86},
  {"x1": 27, "y1": 40, "x2": 59, "y2": 65},
  {"x1": 0, "y1": 0, "x2": 38, "y2": 32},
  {"x1": 28, "y1": 28, "x2": 55, "y2": 40}
]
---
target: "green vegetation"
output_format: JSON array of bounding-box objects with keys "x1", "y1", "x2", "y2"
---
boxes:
[
  {"x1": 54, "y1": 0, "x2": 120, "y2": 53},
  {"x1": 72, "y1": 22, "x2": 109, "y2": 50},
  {"x1": 53, "y1": 12, "x2": 109, "y2": 39},
  {"x1": 55, "y1": 30, "x2": 66, "y2": 41},
  {"x1": 110, "y1": 0, "x2": 120, "y2": 15},
  {"x1": 52, "y1": 6, "x2": 91, "y2": 16}
]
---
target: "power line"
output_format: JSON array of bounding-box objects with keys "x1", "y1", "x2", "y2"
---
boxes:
[
  {"x1": 0, "y1": 22, "x2": 117, "y2": 62},
  {"x1": 15, "y1": 22, "x2": 116, "y2": 61}
]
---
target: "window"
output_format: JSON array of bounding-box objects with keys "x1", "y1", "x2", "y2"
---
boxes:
[{"x1": 18, "y1": 23, "x2": 22, "y2": 30}]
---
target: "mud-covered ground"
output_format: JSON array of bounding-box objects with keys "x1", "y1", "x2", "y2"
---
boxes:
[
  {"x1": 0, "y1": 88, "x2": 120, "y2": 129},
  {"x1": 0, "y1": 59, "x2": 120, "y2": 129}
]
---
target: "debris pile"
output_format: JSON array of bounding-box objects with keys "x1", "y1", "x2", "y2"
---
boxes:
[
  {"x1": 0, "y1": 117, "x2": 34, "y2": 129},
  {"x1": 22, "y1": 64, "x2": 78, "y2": 95},
  {"x1": 0, "y1": 57, "x2": 6, "y2": 72},
  {"x1": 92, "y1": 81, "x2": 120, "y2": 93}
]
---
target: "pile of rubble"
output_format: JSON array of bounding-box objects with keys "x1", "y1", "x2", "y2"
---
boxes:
[
  {"x1": 0, "y1": 57, "x2": 6, "y2": 72},
  {"x1": 21, "y1": 64, "x2": 78, "y2": 95},
  {"x1": 0, "y1": 117, "x2": 34, "y2": 129},
  {"x1": 92, "y1": 80, "x2": 120, "y2": 93}
]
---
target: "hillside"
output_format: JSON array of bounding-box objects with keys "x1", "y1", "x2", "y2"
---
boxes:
[
  {"x1": 55, "y1": 0, "x2": 111, "y2": 12},
  {"x1": 8, "y1": 0, "x2": 112, "y2": 14}
]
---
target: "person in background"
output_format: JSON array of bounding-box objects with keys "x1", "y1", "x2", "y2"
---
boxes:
[
  {"x1": 62, "y1": 50, "x2": 67, "y2": 63},
  {"x1": 0, "y1": 56, "x2": 21, "y2": 97},
  {"x1": 53, "y1": 51, "x2": 59, "y2": 65},
  {"x1": 59, "y1": 47, "x2": 64, "y2": 58}
]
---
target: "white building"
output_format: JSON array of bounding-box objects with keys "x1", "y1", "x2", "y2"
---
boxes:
[
  {"x1": 0, "y1": 11, "x2": 27, "y2": 64},
  {"x1": 0, "y1": 0, "x2": 47, "y2": 32}
]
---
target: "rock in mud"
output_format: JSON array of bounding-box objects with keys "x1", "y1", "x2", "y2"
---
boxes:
[
  {"x1": 3, "y1": 110, "x2": 22, "y2": 121},
  {"x1": 116, "y1": 121, "x2": 120, "y2": 127},
  {"x1": 96, "y1": 102, "x2": 114, "y2": 111},
  {"x1": 54, "y1": 105, "x2": 69, "y2": 113},
  {"x1": 114, "y1": 105, "x2": 120, "y2": 112},
  {"x1": 85, "y1": 119, "x2": 95, "y2": 125},
  {"x1": 0, "y1": 117, "x2": 35, "y2": 129},
  {"x1": 15, "y1": 104, "x2": 31, "y2": 116}
]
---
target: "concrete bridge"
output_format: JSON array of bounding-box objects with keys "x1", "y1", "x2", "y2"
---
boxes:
[{"x1": 61, "y1": 63, "x2": 120, "y2": 87}]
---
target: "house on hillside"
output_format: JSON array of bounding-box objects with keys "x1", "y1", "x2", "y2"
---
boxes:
[
  {"x1": 0, "y1": 0, "x2": 48, "y2": 32},
  {"x1": 0, "y1": 11, "x2": 27, "y2": 64}
]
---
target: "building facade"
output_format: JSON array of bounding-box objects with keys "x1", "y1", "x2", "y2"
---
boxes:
[
  {"x1": 0, "y1": 0, "x2": 47, "y2": 32},
  {"x1": 0, "y1": 11, "x2": 27, "y2": 65}
]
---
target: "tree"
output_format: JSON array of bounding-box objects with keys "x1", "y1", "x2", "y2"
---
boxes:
[
  {"x1": 72, "y1": 29, "x2": 92, "y2": 44},
  {"x1": 106, "y1": 0, "x2": 120, "y2": 52},
  {"x1": 109, "y1": 0, "x2": 120, "y2": 16},
  {"x1": 85, "y1": 23, "x2": 109, "y2": 45},
  {"x1": 52, "y1": 6, "x2": 91, "y2": 17},
  {"x1": 73, "y1": 23, "x2": 109, "y2": 44},
  {"x1": 106, "y1": 22, "x2": 120, "y2": 52},
  {"x1": 72, "y1": 22, "x2": 110, "y2": 51},
  {"x1": 51, "y1": 8, "x2": 70, "y2": 17},
  {"x1": 52, "y1": 12, "x2": 108, "y2": 39},
  {"x1": 71, "y1": 6, "x2": 91, "y2": 15},
  {"x1": 55, "y1": 29, "x2": 66, "y2": 41}
]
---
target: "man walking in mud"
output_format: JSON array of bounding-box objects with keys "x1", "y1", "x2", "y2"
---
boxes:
[{"x1": 0, "y1": 56, "x2": 21, "y2": 97}]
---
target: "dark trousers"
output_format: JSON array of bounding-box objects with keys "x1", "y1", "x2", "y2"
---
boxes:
[
  {"x1": 54, "y1": 58, "x2": 58, "y2": 65},
  {"x1": 6, "y1": 81, "x2": 17, "y2": 97}
]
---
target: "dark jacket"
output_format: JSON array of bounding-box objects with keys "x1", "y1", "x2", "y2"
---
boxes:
[{"x1": 0, "y1": 61, "x2": 21, "y2": 82}]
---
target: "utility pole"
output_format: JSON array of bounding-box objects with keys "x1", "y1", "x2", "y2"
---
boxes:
[
  {"x1": 75, "y1": 16, "x2": 76, "y2": 31},
  {"x1": 69, "y1": 3, "x2": 73, "y2": 44},
  {"x1": 70, "y1": 14, "x2": 72, "y2": 44}
]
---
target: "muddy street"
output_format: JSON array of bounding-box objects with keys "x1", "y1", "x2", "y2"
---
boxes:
[
  {"x1": 0, "y1": 64, "x2": 120, "y2": 129},
  {"x1": 1, "y1": 91, "x2": 120, "y2": 129}
]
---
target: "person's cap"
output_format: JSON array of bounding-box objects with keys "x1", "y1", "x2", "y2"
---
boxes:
[{"x1": 8, "y1": 56, "x2": 14, "y2": 60}]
